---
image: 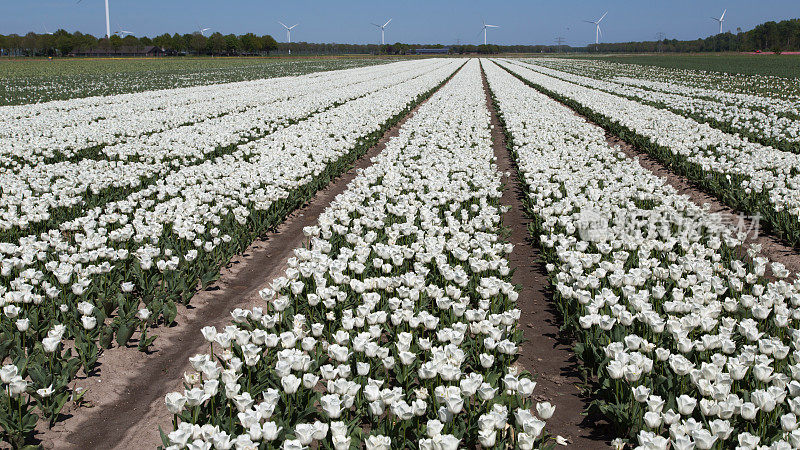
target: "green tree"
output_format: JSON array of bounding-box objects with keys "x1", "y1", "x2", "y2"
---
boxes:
[
  {"x1": 224, "y1": 34, "x2": 241, "y2": 55},
  {"x1": 53, "y1": 29, "x2": 74, "y2": 55},
  {"x1": 152, "y1": 33, "x2": 172, "y2": 50},
  {"x1": 240, "y1": 32, "x2": 262, "y2": 54},
  {"x1": 207, "y1": 32, "x2": 225, "y2": 55},
  {"x1": 260, "y1": 35, "x2": 278, "y2": 54},
  {"x1": 190, "y1": 32, "x2": 206, "y2": 55},
  {"x1": 109, "y1": 34, "x2": 123, "y2": 50}
]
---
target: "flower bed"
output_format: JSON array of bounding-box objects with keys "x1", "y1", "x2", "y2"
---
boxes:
[
  {"x1": 484, "y1": 58, "x2": 800, "y2": 449},
  {"x1": 158, "y1": 59, "x2": 553, "y2": 450},
  {"x1": 0, "y1": 60, "x2": 448, "y2": 243},
  {"x1": 520, "y1": 58, "x2": 800, "y2": 154},
  {"x1": 0, "y1": 59, "x2": 462, "y2": 447},
  {"x1": 493, "y1": 59, "x2": 800, "y2": 249}
]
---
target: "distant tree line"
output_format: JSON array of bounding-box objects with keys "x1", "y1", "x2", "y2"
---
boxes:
[
  {"x1": 2, "y1": 18, "x2": 799, "y2": 57},
  {"x1": 0, "y1": 30, "x2": 407, "y2": 57},
  {"x1": 576, "y1": 18, "x2": 800, "y2": 53},
  {"x1": 0, "y1": 31, "x2": 281, "y2": 56}
]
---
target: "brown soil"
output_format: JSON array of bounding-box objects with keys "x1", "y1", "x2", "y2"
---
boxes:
[
  {"x1": 481, "y1": 61, "x2": 613, "y2": 448},
  {"x1": 39, "y1": 76, "x2": 452, "y2": 450}
]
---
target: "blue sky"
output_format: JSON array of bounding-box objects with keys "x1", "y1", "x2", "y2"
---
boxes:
[{"x1": 5, "y1": 0, "x2": 798, "y2": 46}]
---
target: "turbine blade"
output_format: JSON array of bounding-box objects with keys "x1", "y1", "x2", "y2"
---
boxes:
[
  {"x1": 290, "y1": 24, "x2": 298, "y2": 29},
  {"x1": 598, "y1": 11, "x2": 608, "y2": 22},
  {"x1": 383, "y1": 18, "x2": 392, "y2": 27},
  {"x1": 720, "y1": 9, "x2": 726, "y2": 20},
  {"x1": 371, "y1": 23, "x2": 381, "y2": 27},
  {"x1": 278, "y1": 21, "x2": 288, "y2": 29}
]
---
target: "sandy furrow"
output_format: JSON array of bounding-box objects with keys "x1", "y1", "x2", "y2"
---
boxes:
[
  {"x1": 39, "y1": 65, "x2": 460, "y2": 450},
  {"x1": 480, "y1": 61, "x2": 612, "y2": 448}
]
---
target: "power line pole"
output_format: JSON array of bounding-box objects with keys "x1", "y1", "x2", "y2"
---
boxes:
[
  {"x1": 655, "y1": 32, "x2": 665, "y2": 52},
  {"x1": 555, "y1": 36, "x2": 566, "y2": 53}
]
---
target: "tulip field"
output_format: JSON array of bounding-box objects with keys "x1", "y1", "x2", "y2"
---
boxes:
[
  {"x1": 0, "y1": 57, "x2": 392, "y2": 106},
  {"x1": 2, "y1": 55, "x2": 800, "y2": 449}
]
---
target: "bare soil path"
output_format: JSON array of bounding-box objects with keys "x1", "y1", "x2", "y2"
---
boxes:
[
  {"x1": 480, "y1": 61, "x2": 613, "y2": 448},
  {"x1": 40, "y1": 73, "x2": 454, "y2": 450}
]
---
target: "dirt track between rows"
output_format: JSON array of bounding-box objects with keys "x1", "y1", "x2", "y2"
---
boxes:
[
  {"x1": 481, "y1": 61, "x2": 613, "y2": 448},
  {"x1": 40, "y1": 69, "x2": 457, "y2": 449}
]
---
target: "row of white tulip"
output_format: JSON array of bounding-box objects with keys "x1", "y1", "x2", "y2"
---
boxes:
[
  {"x1": 484, "y1": 58, "x2": 800, "y2": 449},
  {"x1": 160, "y1": 59, "x2": 552, "y2": 450},
  {"x1": 494, "y1": 58, "x2": 800, "y2": 246},
  {"x1": 516, "y1": 58, "x2": 800, "y2": 152},
  {"x1": 1, "y1": 58, "x2": 461, "y2": 323},
  {"x1": 1, "y1": 59, "x2": 386, "y2": 107},
  {"x1": 0, "y1": 60, "x2": 411, "y2": 165},
  {"x1": 529, "y1": 58, "x2": 799, "y2": 114},
  {"x1": 0, "y1": 60, "x2": 449, "y2": 240},
  {"x1": 529, "y1": 58, "x2": 800, "y2": 101}
]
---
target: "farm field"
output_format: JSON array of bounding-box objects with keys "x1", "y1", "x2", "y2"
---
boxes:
[
  {"x1": 574, "y1": 53, "x2": 800, "y2": 79},
  {"x1": 0, "y1": 56, "x2": 395, "y2": 106},
  {"x1": 2, "y1": 54, "x2": 800, "y2": 450}
]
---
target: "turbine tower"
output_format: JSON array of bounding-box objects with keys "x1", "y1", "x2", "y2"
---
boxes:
[
  {"x1": 712, "y1": 9, "x2": 727, "y2": 34},
  {"x1": 481, "y1": 20, "x2": 499, "y2": 45},
  {"x1": 279, "y1": 21, "x2": 299, "y2": 55},
  {"x1": 584, "y1": 11, "x2": 608, "y2": 45},
  {"x1": 77, "y1": 0, "x2": 111, "y2": 39},
  {"x1": 371, "y1": 18, "x2": 392, "y2": 45}
]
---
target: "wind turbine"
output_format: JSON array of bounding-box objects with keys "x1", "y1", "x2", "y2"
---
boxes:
[
  {"x1": 481, "y1": 20, "x2": 499, "y2": 45},
  {"x1": 42, "y1": 24, "x2": 53, "y2": 35},
  {"x1": 711, "y1": 9, "x2": 727, "y2": 34},
  {"x1": 279, "y1": 21, "x2": 298, "y2": 55},
  {"x1": 371, "y1": 18, "x2": 392, "y2": 45},
  {"x1": 584, "y1": 11, "x2": 608, "y2": 45},
  {"x1": 77, "y1": 0, "x2": 111, "y2": 39},
  {"x1": 115, "y1": 28, "x2": 133, "y2": 37},
  {"x1": 197, "y1": 25, "x2": 211, "y2": 36}
]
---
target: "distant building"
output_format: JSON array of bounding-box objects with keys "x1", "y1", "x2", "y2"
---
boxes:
[
  {"x1": 72, "y1": 46, "x2": 165, "y2": 57},
  {"x1": 415, "y1": 47, "x2": 450, "y2": 55}
]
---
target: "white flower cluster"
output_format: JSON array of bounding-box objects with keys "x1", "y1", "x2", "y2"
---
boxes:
[
  {"x1": 485, "y1": 58, "x2": 800, "y2": 449},
  {"x1": 0, "y1": 59, "x2": 463, "y2": 440},
  {"x1": 528, "y1": 57, "x2": 800, "y2": 103},
  {"x1": 0, "y1": 58, "x2": 459, "y2": 311},
  {"x1": 0, "y1": 58, "x2": 387, "y2": 107},
  {"x1": 162, "y1": 60, "x2": 551, "y2": 450},
  {"x1": 519, "y1": 58, "x2": 800, "y2": 149},
  {"x1": 0, "y1": 60, "x2": 448, "y2": 234},
  {"x1": 495, "y1": 59, "x2": 800, "y2": 229},
  {"x1": 0, "y1": 60, "x2": 403, "y2": 164}
]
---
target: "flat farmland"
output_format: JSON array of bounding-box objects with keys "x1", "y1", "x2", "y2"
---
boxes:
[
  {"x1": 0, "y1": 56, "x2": 396, "y2": 105},
  {"x1": 2, "y1": 54, "x2": 800, "y2": 450}
]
